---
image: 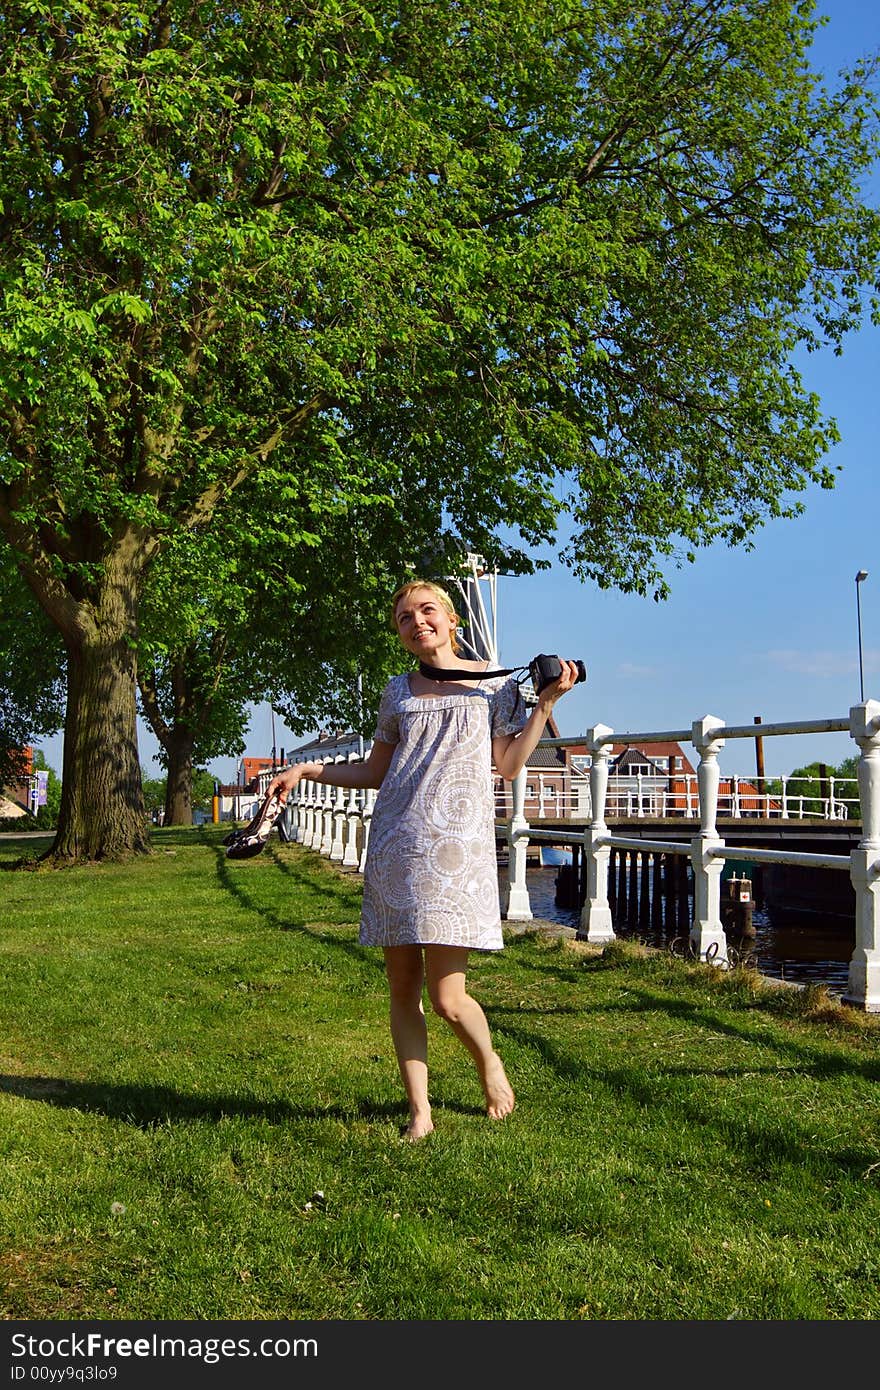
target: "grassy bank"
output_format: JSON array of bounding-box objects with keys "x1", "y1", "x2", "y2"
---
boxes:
[{"x1": 1, "y1": 826, "x2": 878, "y2": 1321}]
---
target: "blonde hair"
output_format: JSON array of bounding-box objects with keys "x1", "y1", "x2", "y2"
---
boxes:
[{"x1": 390, "y1": 579, "x2": 461, "y2": 654}]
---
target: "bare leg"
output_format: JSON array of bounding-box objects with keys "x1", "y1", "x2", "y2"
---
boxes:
[
  {"x1": 424, "y1": 945, "x2": 515, "y2": 1120},
  {"x1": 383, "y1": 946, "x2": 434, "y2": 1140}
]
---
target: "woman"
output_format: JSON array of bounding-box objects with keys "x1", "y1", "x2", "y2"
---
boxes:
[{"x1": 267, "y1": 580, "x2": 579, "y2": 1140}]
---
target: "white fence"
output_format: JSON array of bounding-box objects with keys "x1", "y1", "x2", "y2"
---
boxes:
[
  {"x1": 496, "y1": 770, "x2": 859, "y2": 822},
  {"x1": 270, "y1": 702, "x2": 880, "y2": 1013}
]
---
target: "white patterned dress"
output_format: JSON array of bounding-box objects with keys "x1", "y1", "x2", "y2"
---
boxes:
[{"x1": 359, "y1": 672, "x2": 528, "y2": 951}]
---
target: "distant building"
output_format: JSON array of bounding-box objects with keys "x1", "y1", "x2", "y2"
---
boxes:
[
  {"x1": 213, "y1": 751, "x2": 297, "y2": 821},
  {"x1": 569, "y1": 740, "x2": 777, "y2": 818},
  {"x1": 211, "y1": 732, "x2": 367, "y2": 820},
  {"x1": 285, "y1": 731, "x2": 365, "y2": 764},
  {"x1": 240, "y1": 756, "x2": 281, "y2": 788},
  {"x1": 606, "y1": 741, "x2": 697, "y2": 817},
  {"x1": 1, "y1": 745, "x2": 34, "y2": 818}
]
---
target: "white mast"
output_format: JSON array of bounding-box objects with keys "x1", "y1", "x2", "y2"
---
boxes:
[{"x1": 445, "y1": 553, "x2": 500, "y2": 664}]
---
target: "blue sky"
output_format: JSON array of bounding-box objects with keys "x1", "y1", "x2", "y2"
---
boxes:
[{"x1": 36, "y1": 2, "x2": 880, "y2": 786}]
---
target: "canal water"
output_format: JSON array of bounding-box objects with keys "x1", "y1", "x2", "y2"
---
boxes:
[{"x1": 505, "y1": 864, "x2": 856, "y2": 998}]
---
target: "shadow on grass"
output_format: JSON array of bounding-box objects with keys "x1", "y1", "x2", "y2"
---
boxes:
[
  {"x1": 209, "y1": 840, "x2": 385, "y2": 978},
  {"x1": 266, "y1": 842, "x2": 365, "y2": 910},
  {"x1": 0, "y1": 1072, "x2": 483, "y2": 1129},
  {"x1": 488, "y1": 980, "x2": 880, "y2": 1086},
  {"x1": 488, "y1": 1016, "x2": 879, "y2": 1180},
  {"x1": 495, "y1": 949, "x2": 593, "y2": 986},
  {"x1": 150, "y1": 826, "x2": 216, "y2": 847},
  {"x1": 619, "y1": 985, "x2": 880, "y2": 1082},
  {"x1": 0, "y1": 835, "x2": 55, "y2": 871}
]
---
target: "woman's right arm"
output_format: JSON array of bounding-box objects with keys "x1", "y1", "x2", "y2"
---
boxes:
[{"x1": 266, "y1": 739, "x2": 396, "y2": 802}]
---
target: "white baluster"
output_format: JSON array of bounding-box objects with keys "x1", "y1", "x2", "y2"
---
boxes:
[
  {"x1": 343, "y1": 753, "x2": 362, "y2": 867},
  {"x1": 299, "y1": 776, "x2": 311, "y2": 847},
  {"x1": 578, "y1": 725, "x2": 616, "y2": 944},
  {"x1": 501, "y1": 767, "x2": 532, "y2": 921},
  {"x1": 293, "y1": 780, "x2": 303, "y2": 844},
  {"x1": 304, "y1": 776, "x2": 317, "y2": 848},
  {"x1": 359, "y1": 786, "x2": 376, "y2": 873},
  {"x1": 844, "y1": 700, "x2": 880, "y2": 1011},
  {"x1": 330, "y1": 756, "x2": 346, "y2": 860},
  {"x1": 689, "y1": 715, "x2": 728, "y2": 966},
  {"x1": 320, "y1": 767, "x2": 334, "y2": 855}
]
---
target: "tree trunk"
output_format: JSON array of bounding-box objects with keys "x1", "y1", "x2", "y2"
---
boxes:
[
  {"x1": 52, "y1": 627, "x2": 149, "y2": 860},
  {"x1": 138, "y1": 650, "x2": 201, "y2": 826},
  {"x1": 22, "y1": 527, "x2": 158, "y2": 863},
  {"x1": 163, "y1": 727, "x2": 195, "y2": 826}
]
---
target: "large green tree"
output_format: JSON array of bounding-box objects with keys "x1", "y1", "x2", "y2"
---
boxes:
[{"x1": 1, "y1": 1, "x2": 878, "y2": 860}]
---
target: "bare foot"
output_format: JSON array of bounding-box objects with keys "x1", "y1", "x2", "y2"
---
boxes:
[
  {"x1": 482, "y1": 1052, "x2": 515, "y2": 1120},
  {"x1": 401, "y1": 1113, "x2": 434, "y2": 1142}
]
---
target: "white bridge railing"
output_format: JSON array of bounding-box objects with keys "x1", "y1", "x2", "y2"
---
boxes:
[
  {"x1": 270, "y1": 702, "x2": 880, "y2": 1013},
  {"x1": 506, "y1": 771, "x2": 859, "y2": 822}
]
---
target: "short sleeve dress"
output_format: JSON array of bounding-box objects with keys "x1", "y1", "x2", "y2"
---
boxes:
[{"x1": 359, "y1": 672, "x2": 528, "y2": 951}]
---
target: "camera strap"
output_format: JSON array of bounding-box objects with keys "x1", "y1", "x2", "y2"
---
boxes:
[{"x1": 417, "y1": 660, "x2": 527, "y2": 683}]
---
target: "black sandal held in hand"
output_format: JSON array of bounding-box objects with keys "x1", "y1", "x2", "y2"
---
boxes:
[{"x1": 223, "y1": 791, "x2": 284, "y2": 859}]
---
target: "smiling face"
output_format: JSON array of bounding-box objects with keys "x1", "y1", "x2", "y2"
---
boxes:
[{"x1": 393, "y1": 584, "x2": 460, "y2": 662}]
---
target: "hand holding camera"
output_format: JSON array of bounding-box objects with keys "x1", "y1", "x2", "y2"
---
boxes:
[{"x1": 528, "y1": 653, "x2": 588, "y2": 696}]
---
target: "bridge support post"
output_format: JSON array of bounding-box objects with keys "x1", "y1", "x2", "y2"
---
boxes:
[
  {"x1": 844, "y1": 701, "x2": 880, "y2": 1011},
  {"x1": 502, "y1": 767, "x2": 533, "y2": 921},
  {"x1": 627, "y1": 850, "x2": 639, "y2": 927},
  {"x1": 651, "y1": 853, "x2": 663, "y2": 927},
  {"x1": 617, "y1": 849, "x2": 629, "y2": 919},
  {"x1": 577, "y1": 725, "x2": 616, "y2": 943},
  {"x1": 689, "y1": 716, "x2": 729, "y2": 967}
]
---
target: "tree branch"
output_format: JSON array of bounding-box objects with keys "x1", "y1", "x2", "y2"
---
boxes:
[{"x1": 181, "y1": 391, "x2": 332, "y2": 530}]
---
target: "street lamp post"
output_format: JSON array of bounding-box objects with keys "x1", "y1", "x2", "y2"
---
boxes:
[{"x1": 856, "y1": 570, "x2": 869, "y2": 701}]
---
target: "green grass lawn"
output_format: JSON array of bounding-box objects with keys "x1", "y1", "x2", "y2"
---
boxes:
[{"x1": 1, "y1": 825, "x2": 879, "y2": 1321}]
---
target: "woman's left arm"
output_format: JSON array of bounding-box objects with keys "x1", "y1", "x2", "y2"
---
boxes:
[{"x1": 492, "y1": 660, "x2": 580, "y2": 782}]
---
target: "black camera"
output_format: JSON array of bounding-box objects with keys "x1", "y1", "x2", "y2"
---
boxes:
[{"x1": 528, "y1": 653, "x2": 587, "y2": 695}]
